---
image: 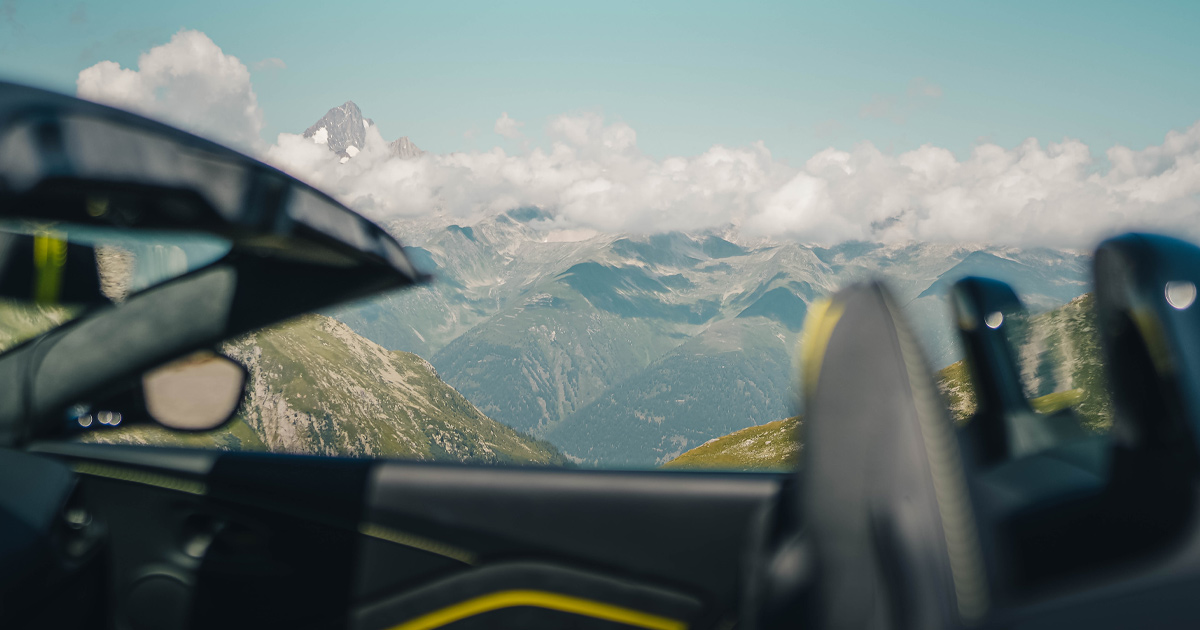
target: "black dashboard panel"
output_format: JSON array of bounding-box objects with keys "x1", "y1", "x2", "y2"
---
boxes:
[
  {"x1": 364, "y1": 463, "x2": 784, "y2": 620},
  {"x1": 0, "y1": 447, "x2": 106, "y2": 629},
  {"x1": 23, "y1": 443, "x2": 786, "y2": 630}
]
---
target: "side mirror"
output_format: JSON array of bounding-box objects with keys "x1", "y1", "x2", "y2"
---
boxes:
[{"x1": 142, "y1": 351, "x2": 246, "y2": 431}]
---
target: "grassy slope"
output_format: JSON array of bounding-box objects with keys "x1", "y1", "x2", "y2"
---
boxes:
[
  {"x1": 662, "y1": 416, "x2": 801, "y2": 472},
  {"x1": 225, "y1": 314, "x2": 564, "y2": 464},
  {"x1": 0, "y1": 300, "x2": 77, "y2": 352},
  {"x1": 71, "y1": 313, "x2": 563, "y2": 465},
  {"x1": 667, "y1": 293, "x2": 1111, "y2": 471}
]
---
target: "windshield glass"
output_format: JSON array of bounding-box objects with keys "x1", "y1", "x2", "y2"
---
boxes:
[
  {"x1": 5, "y1": 3, "x2": 1196, "y2": 471},
  {"x1": 78, "y1": 234, "x2": 1108, "y2": 470}
]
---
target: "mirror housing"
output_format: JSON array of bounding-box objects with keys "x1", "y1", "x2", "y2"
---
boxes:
[
  {"x1": 0, "y1": 81, "x2": 426, "y2": 287},
  {"x1": 141, "y1": 351, "x2": 246, "y2": 431}
]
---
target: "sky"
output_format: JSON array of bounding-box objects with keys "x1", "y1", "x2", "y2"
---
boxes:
[{"x1": 1, "y1": 1, "x2": 1199, "y2": 245}]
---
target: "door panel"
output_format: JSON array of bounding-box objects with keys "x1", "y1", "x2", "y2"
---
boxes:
[{"x1": 28, "y1": 442, "x2": 785, "y2": 630}]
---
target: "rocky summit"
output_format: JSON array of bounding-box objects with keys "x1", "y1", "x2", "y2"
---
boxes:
[
  {"x1": 303, "y1": 101, "x2": 423, "y2": 160},
  {"x1": 303, "y1": 101, "x2": 372, "y2": 157}
]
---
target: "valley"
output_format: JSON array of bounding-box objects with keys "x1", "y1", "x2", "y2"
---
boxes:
[{"x1": 328, "y1": 207, "x2": 1090, "y2": 467}]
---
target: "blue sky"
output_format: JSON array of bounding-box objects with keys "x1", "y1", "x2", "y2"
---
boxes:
[{"x1": 3, "y1": 0, "x2": 1199, "y2": 165}]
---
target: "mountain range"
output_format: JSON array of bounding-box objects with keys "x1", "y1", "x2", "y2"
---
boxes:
[{"x1": 327, "y1": 200, "x2": 1091, "y2": 467}]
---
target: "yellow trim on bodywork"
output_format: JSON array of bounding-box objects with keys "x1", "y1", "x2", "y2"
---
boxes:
[
  {"x1": 358, "y1": 523, "x2": 477, "y2": 565},
  {"x1": 33, "y1": 231, "x2": 68, "y2": 304},
  {"x1": 799, "y1": 296, "x2": 846, "y2": 402},
  {"x1": 72, "y1": 461, "x2": 207, "y2": 495},
  {"x1": 384, "y1": 590, "x2": 687, "y2": 630},
  {"x1": 1131, "y1": 306, "x2": 1173, "y2": 375}
]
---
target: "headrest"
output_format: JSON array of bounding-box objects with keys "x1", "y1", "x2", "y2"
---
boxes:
[
  {"x1": 1094, "y1": 233, "x2": 1200, "y2": 466},
  {"x1": 800, "y1": 281, "x2": 988, "y2": 629}
]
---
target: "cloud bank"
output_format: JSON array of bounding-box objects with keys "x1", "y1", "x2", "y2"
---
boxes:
[
  {"x1": 76, "y1": 29, "x2": 264, "y2": 151},
  {"x1": 79, "y1": 31, "x2": 1200, "y2": 248},
  {"x1": 268, "y1": 114, "x2": 1200, "y2": 248}
]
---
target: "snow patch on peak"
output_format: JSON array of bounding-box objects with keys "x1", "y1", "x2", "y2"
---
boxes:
[
  {"x1": 345, "y1": 145, "x2": 360, "y2": 158},
  {"x1": 311, "y1": 127, "x2": 328, "y2": 145}
]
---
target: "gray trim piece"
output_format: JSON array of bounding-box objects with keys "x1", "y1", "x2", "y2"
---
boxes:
[{"x1": 26, "y1": 440, "x2": 219, "y2": 476}]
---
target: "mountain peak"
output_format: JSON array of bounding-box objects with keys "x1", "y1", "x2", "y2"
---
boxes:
[
  {"x1": 304, "y1": 101, "x2": 370, "y2": 157},
  {"x1": 303, "y1": 100, "x2": 422, "y2": 160},
  {"x1": 389, "y1": 136, "x2": 423, "y2": 159}
]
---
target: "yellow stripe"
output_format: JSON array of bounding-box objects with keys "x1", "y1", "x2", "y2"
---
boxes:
[
  {"x1": 799, "y1": 296, "x2": 846, "y2": 402},
  {"x1": 33, "y1": 231, "x2": 67, "y2": 304},
  {"x1": 384, "y1": 590, "x2": 687, "y2": 630},
  {"x1": 358, "y1": 523, "x2": 477, "y2": 565},
  {"x1": 72, "y1": 461, "x2": 207, "y2": 495},
  {"x1": 1131, "y1": 306, "x2": 1173, "y2": 375}
]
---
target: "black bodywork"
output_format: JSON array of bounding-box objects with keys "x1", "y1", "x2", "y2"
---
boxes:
[{"x1": 5, "y1": 82, "x2": 1200, "y2": 630}]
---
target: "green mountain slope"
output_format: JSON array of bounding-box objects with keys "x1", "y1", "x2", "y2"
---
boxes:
[
  {"x1": 547, "y1": 317, "x2": 798, "y2": 466},
  {"x1": 85, "y1": 314, "x2": 565, "y2": 465},
  {"x1": 432, "y1": 285, "x2": 683, "y2": 436},
  {"x1": 662, "y1": 416, "x2": 801, "y2": 472},
  {"x1": 666, "y1": 293, "x2": 1111, "y2": 470},
  {"x1": 0, "y1": 299, "x2": 76, "y2": 352}
]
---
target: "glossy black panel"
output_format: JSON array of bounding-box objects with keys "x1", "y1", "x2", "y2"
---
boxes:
[
  {"x1": 365, "y1": 463, "x2": 783, "y2": 618},
  {"x1": 190, "y1": 452, "x2": 374, "y2": 630}
]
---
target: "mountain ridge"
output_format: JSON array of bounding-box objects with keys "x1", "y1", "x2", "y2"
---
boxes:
[{"x1": 329, "y1": 210, "x2": 1091, "y2": 467}]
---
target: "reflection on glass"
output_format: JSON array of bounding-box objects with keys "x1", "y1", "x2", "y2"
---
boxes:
[{"x1": 998, "y1": 297, "x2": 1113, "y2": 434}]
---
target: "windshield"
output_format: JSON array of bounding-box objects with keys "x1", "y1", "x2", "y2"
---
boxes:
[
  {"x1": 4, "y1": 3, "x2": 1197, "y2": 471},
  {"x1": 71, "y1": 234, "x2": 1108, "y2": 470}
]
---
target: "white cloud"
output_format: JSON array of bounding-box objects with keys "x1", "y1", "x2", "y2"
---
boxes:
[
  {"x1": 265, "y1": 110, "x2": 1200, "y2": 248},
  {"x1": 76, "y1": 29, "x2": 264, "y2": 151},
  {"x1": 494, "y1": 112, "x2": 525, "y2": 139},
  {"x1": 68, "y1": 30, "x2": 1200, "y2": 249}
]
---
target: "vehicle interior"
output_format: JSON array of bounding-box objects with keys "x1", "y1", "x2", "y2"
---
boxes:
[{"x1": 5, "y1": 82, "x2": 1200, "y2": 630}]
